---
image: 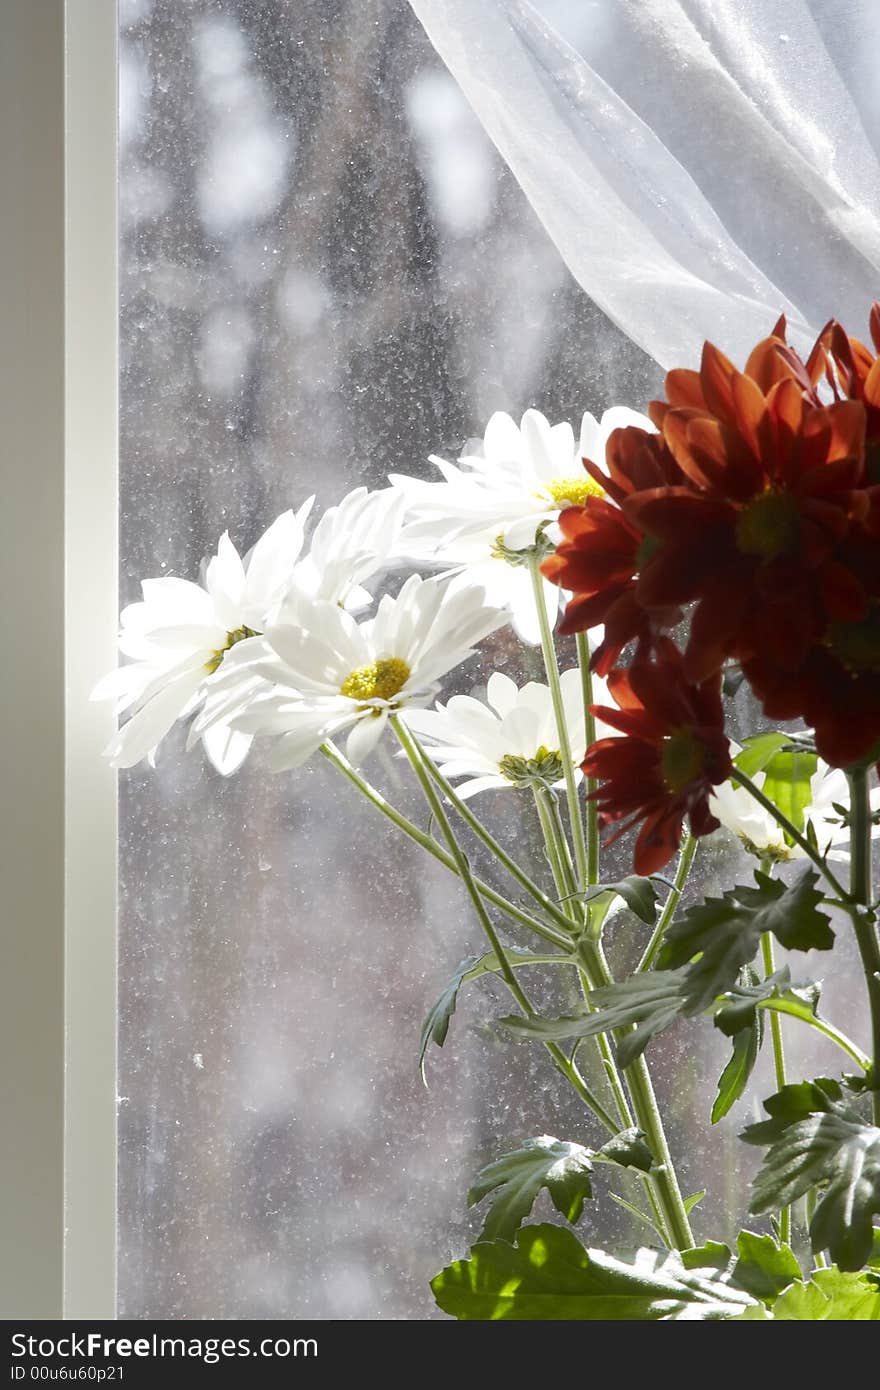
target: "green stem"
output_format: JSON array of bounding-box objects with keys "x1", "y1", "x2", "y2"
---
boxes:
[
  {"x1": 321, "y1": 742, "x2": 570, "y2": 950},
  {"x1": 528, "y1": 553, "x2": 589, "y2": 892},
  {"x1": 762, "y1": 931, "x2": 791, "y2": 1246},
  {"x1": 737, "y1": 761, "x2": 880, "y2": 1120},
  {"x1": 414, "y1": 739, "x2": 581, "y2": 939},
  {"x1": 534, "y1": 788, "x2": 637, "y2": 1128},
  {"x1": 846, "y1": 766, "x2": 880, "y2": 1126},
  {"x1": 805, "y1": 1187, "x2": 826, "y2": 1267},
  {"x1": 758, "y1": 1001, "x2": 870, "y2": 1072},
  {"x1": 393, "y1": 717, "x2": 618, "y2": 1135},
  {"x1": 575, "y1": 632, "x2": 600, "y2": 888},
  {"x1": 585, "y1": 938, "x2": 694, "y2": 1250},
  {"x1": 536, "y1": 787, "x2": 670, "y2": 1242},
  {"x1": 533, "y1": 787, "x2": 576, "y2": 905},
  {"x1": 636, "y1": 834, "x2": 697, "y2": 973}
]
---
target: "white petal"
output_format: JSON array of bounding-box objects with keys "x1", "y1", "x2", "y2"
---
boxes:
[
  {"x1": 345, "y1": 711, "x2": 388, "y2": 766},
  {"x1": 502, "y1": 511, "x2": 548, "y2": 550},
  {"x1": 137, "y1": 577, "x2": 215, "y2": 626},
  {"x1": 486, "y1": 671, "x2": 519, "y2": 717},
  {"x1": 201, "y1": 723, "x2": 252, "y2": 776},
  {"x1": 105, "y1": 663, "x2": 206, "y2": 768},
  {"x1": 578, "y1": 412, "x2": 604, "y2": 464},
  {"x1": 242, "y1": 510, "x2": 306, "y2": 625},
  {"x1": 205, "y1": 533, "x2": 247, "y2": 629},
  {"x1": 599, "y1": 406, "x2": 656, "y2": 438},
  {"x1": 456, "y1": 775, "x2": 509, "y2": 799},
  {"x1": 266, "y1": 714, "x2": 342, "y2": 771},
  {"x1": 481, "y1": 411, "x2": 523, "y2": 462}
]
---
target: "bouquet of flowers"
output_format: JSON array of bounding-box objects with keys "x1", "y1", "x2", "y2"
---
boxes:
[{"x1": 98, "y1": 308, "x2": 880, "y2": 1320}]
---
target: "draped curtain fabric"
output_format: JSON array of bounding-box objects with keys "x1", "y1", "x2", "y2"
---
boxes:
[{"x1": 408, "y1": 0, "x2": 880, "y2": 368}]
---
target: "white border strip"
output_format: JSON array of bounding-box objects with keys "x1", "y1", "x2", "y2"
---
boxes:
[
  {"x1": 64, "y1": 0, "x2": 118, "y2": 1318},
  {"x1": 0, "y1": 0, "x2": 67, "y2": 1319}
]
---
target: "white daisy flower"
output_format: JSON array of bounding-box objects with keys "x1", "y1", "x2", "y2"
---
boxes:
[
  {"x1": 196, "y1": 573, "x2": 506, "y2": 769},
  {"x1": 285, "y1": 485, "x2": 406, "y2": 616},
  {"x1": 804, "y1": 764, "x2": 880, "y2": 861},
  {"x1": 390, "y1": 406, "x2": 654, "y2": 644},
  {"x1": 403, "y1": 668, "x2": 610, "y2": 799},
  {"x1": 92, "y1": 504, "x2": 313, "y2": 773},
  {"x1": 710, "y1": 757, "x2": 880, "y2": 862}
]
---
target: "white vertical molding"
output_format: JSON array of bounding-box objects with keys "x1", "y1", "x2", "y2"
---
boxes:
[
  {"x1": 64, "y1": 1, "x2": 118, "y2": 1318},
  {"x1": 0, "y1": 1, "x2": 117, "y2": 1318},
  {"x1": 0, "y1": 0, "x2": 67, "y2": 1319}
]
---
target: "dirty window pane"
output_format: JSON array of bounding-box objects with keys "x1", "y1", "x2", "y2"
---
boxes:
[{"x1": 118, "y1": 0, "x2": 857, "y2": 1318}]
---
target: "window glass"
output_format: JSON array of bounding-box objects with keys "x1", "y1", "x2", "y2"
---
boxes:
[{"x1": 118, "y1": 0, "x2": 853, "y2": 1317}]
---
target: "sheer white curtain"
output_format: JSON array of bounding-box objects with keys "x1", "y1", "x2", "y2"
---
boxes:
[{"x1": 409, "y1": 0, "x2": 880, "y2": 368}]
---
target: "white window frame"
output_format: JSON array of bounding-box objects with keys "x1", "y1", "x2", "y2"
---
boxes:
[{"x1": 1, "y1": 1, "x2": 118, "y2": 1318}]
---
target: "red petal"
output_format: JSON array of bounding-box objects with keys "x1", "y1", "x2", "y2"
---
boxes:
[
  {"x1": 633, "y1": 806, "x2": 683, "y2": 875},
  {"x1": 699, "y1": 342, "x2": 739, "y2": 426}
]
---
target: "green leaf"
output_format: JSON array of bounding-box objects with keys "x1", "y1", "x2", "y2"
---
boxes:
[
  {"x1": 742, "y1": 1082, "x2": 880, "y2": 1271},
  {"x1": 576, "y1": 876, "x2": 659, "y2": 924},
  {"x1": 430, "y1": 1224, "x2": 755, "y2": 1320},
  {"x1": 734, "y1": 732, "x2": 790, "y2": 778},
  {"x1": 500, "y1": 970, "x2": 691, "y2": 1068},
  {"x1": 467, "y1": 1136, "x2": 594, "y2": 1241},
  {"x1": 760, "y1": 1268, "x2": 880, "y2": 1320},
  {"x1": 760, "y1": 746, "x2": 818, "y2": 840},
  {"x1": 714, "y1": 966, "x2": 820, "y2": 1038},
  {"x1": 736, "y1": 736, "x2": 818, "y2": 840},
  {"x1": 419, "y1": 948, "x2": 565, "y2": 1081},
  {"x1": 684, "y1": 1189, "x2": 706, "y2": 1215},
  {"x1": 731, "y1": 1231, "x2": 801, "y2": 1302},
  {"x1": 660, "y1": 870, "x2": 833, "y2": 1009},
  {"x1": 418, "y1": 955, "x2": 480, "y2": 1082},
  {"x1": 711, "y1": 1022, "x2": 761, "y2": 1123},
  {"x1": 595, "y1": 1127, "x2": 654, "y2": 1173},
  {"x1": 680, "y1": 1241, "x2": 731, "y2": 1272}
]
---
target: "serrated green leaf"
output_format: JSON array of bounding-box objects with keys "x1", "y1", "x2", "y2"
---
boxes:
[
  {"x1": 467, "y1": 1136, "x2": 595, "y2": 1241},
  {"x1": 741, "y1": 1077, "x2": 842, "y2": 1140},
  {"x1": 500, "y1": 970, "x2": 692, "y2": 1068},
  {"x1": 660, "y1": 870, "x2": 833, "y2": 1009},
  {"x1": 577, "y1": 876, "x2": 659, "y2": 924},
  {"x1": 419, "y1": 948, "x2": 566, "y2": 1081},
  {"x1": 714, "y1": 966, "x2": 820, "y2": 1038},
  {"x1": 711, "y1": 1023, "x2": 761, "y2": 1123},
  {"x1": 595, "y1": 1127, "x2": 654, "y2": 1173},
  {"x1": 713, "y1": 965, "x2": 785, "y2": 1037},
  {"x1": 430, "y1": 1224, "x2": 755, "y2": 1320},
  {"x1": 731, "y1": 1231, "x2": 801, "y2": 1302},
  {"x1": 764, "y1": 1268, "x2": 880, "y2": 1320},
  {"x1": 418, "y1": 955, "x2": 480, "y2": 1082},
  {"x1": 742, "y1": 1083, "x2": 880, "y2": 1271}
]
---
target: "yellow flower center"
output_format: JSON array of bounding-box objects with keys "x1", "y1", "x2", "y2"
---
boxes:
[
  {"x1": 661, "y1": 728, "x2": 705, "y2": 793},
  {"x1": 544, "y1": 475, "x2": 605, "y2": 508},
  {"x1": 340, "y1": 657, "x2": 411, "y2": 703},
  {"x1": 735, "y1": 487, "x2": 799, "y2": 561}
]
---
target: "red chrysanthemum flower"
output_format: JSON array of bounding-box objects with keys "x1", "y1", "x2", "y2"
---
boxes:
[
  {"x1": 583, "y1": 640, "x2": 732, "y2": 874},
  {"x1": 627, "y1": 338, "x2": 869, "y2": 683},
  {"x1": 540, "y1": 425, "x2": 683, "y2": 674}
]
